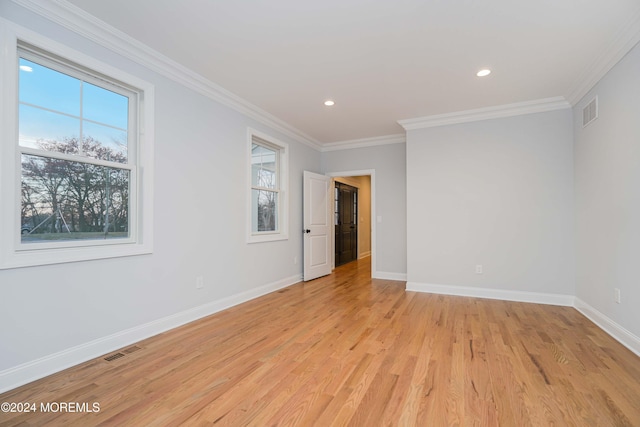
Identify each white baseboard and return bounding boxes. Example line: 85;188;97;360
0;274;301;394
5;276;638;394
406;281;575;306
373;271;407;281
574;298;640;357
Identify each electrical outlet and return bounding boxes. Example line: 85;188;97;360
196;276;204;289
475;265;483;274
614;288;621;304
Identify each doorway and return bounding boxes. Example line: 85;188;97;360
331;174;372;271
335;182;358;266
326;170;375;276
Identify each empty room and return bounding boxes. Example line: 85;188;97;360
1;0;640;425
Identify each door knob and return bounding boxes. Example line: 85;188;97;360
304;229;311;233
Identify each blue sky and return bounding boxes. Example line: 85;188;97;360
19;57;129;159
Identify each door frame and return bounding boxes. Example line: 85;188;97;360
326;169;376;276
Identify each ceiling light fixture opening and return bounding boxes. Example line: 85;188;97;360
476;69;491;77
324;100;335;106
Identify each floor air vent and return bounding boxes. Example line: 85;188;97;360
104;352;125;362
104;346;142;362
583;96;598;127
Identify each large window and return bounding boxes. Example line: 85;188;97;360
248;129;288;243
0;26;154;268
18;50;134;244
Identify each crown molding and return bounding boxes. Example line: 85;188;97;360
13;0;637;148
11;0;323;151
566;7;640;105
321;134;405;152
398;97;571;131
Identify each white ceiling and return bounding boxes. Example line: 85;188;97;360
65;0;640;145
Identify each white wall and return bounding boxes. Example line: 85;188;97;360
322;143;407;278
0;3;321;389
574;42;640;339
406;110;575;298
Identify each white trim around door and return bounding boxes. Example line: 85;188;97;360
325;170;383;279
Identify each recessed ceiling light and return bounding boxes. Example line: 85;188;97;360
324;100;335;106
19;65;33;72
476;69;491;77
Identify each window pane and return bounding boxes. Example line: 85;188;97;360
19;58;80;116
335;187;339;225
252;164;276;189
354;192;357;224
19;104;79;150
251;189;278;232
251;143;277;189
21;154;130;243
83;121;128;163
82;82;129;130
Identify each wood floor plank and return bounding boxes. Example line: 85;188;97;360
1;258;640;426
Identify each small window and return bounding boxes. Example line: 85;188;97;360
247;129;288;243
0;31;154;269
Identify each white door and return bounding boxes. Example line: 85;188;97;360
303;171;332;281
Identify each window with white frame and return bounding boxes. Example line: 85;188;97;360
248;130;288;243
0;29;153;269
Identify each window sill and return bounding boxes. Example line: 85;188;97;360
0;241;153;269
247;233;289;244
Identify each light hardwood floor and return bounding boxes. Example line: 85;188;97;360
1;259;640;426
